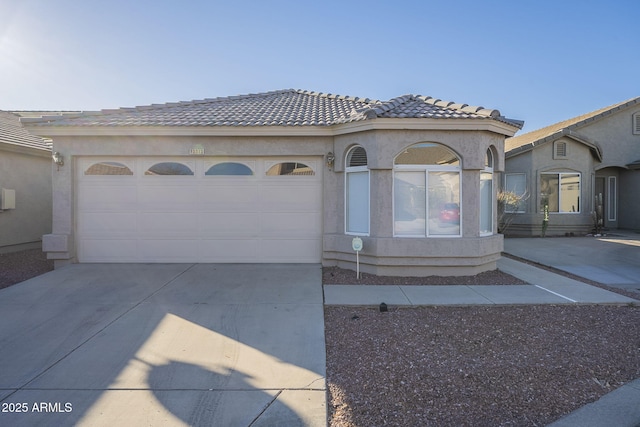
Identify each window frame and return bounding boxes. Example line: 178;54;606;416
143;161;195;176
393;162;462;238
479;149;494;236
205;161;254;176
540;172;582;214
504;173;527;213
344;146;370;236
633;112;640;135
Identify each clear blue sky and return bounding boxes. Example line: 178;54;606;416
1;0;638;132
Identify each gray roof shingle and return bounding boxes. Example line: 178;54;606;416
0;111;52;151
505;97;640;155
21;89;521;128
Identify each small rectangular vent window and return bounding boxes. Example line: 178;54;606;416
634;113;640;135
554;141;567;158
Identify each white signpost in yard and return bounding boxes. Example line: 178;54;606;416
352;237;363;279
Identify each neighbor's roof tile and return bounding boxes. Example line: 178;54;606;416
21;89;521;128
0;111;52;151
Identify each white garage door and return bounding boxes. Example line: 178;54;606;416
77;157;322;263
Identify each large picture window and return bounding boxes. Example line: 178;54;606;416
394;143;461;237
540;172;581;213
345;146;369;235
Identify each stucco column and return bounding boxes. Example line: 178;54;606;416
42;153;74;265
369;168;393;238
461;170;481;237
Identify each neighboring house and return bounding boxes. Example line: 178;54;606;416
22;89;522;276
0;111;53;253
504;97;640;236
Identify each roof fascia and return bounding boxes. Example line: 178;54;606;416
24;118;521;138
506;129;602;161
328;118;520;136
0;141;52;157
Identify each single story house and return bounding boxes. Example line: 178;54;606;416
0;111;53;253
504;97;640;236
23;89;522;276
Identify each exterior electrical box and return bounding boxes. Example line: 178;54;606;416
1;188;16;210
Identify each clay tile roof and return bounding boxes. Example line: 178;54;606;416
20;89;521;129
0;111;52;151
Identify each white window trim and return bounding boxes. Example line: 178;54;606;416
345;165;370;236
480;164;494;237
608;176;617;222
540;172;582;214
392;167;462;238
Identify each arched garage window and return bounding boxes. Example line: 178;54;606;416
394;143;461;237
345;146;369;235
480;149;494;235
84;162;133;175
145;162;194;176
266;162;315;176
206;162;253;176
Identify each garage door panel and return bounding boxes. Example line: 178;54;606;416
200;239;260;262
139;213;199;234
259;184;321;211
79;239;138;262
138;239;199;261
199;213;260;236
138;186;199;209
261;213;321;236
259;239;321;262
78;212;137;235
77;157;322;263
77;186;137;211
199;185;258;211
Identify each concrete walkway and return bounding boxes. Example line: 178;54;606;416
0;263;326;427
324;257;637;306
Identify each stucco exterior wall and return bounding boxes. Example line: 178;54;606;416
43;125;509;275
0;147;52;252
325;129;505;276
505;103;640;236
504;138;595;236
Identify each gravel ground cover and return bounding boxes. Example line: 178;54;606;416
0;248;53;289
326;304;640;426
323;266;528;286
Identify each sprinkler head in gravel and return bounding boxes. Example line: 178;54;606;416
379;302;388;312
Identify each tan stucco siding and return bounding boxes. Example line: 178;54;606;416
0;149;52;251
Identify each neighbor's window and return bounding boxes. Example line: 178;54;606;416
345;146;369;235
540;172;581;213
480;149;494;235
633;112;640;135
85;162;133;175
266;162;315;176
394;143;461;237
504;173;527;213
145;162;194;175
205;162;253;176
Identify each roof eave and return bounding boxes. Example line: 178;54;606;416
24;117;522;139
0;141;52;157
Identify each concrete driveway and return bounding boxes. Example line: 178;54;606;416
0;263;326;426
504;230;640;294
